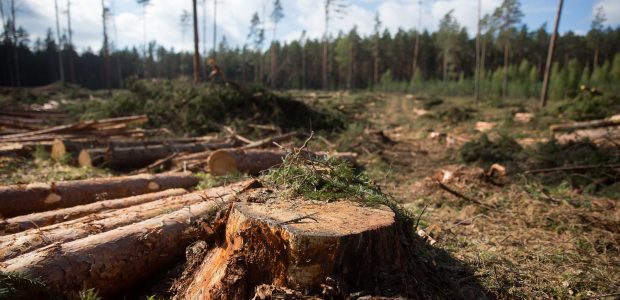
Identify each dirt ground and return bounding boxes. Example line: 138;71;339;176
349;93;620;299
1;90;618;299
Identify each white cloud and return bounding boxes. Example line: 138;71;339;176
595;0;620;25
13;0;594;54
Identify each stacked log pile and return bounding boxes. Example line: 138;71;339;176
0;175;260;298
0;109;68;133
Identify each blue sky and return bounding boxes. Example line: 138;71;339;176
13;0;620;53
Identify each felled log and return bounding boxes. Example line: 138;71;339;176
77;139;240;169
0;180;260;297
173;193;417;299
0;115;148;142
0;109;67;120
207;149;358;175
0;116;45;130
0;173;199;218
0;188;188;234
0;180;257;262
49;136;221;158
550;115;620;132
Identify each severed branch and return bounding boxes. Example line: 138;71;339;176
436;179;495;209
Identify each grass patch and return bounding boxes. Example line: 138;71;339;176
264;142;412;221
459;134;524;167
195;172;250;190
0;272;59;299
0;156;112;185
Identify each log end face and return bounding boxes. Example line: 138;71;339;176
78;149;92;167
50;139;66;161
147;181;161;191
44;193;62;205
207;149;238;176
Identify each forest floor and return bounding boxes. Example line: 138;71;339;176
1;85;618;299
335;92;619;299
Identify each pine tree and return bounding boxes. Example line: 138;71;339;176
587;6;606;70
192;0;201;82
436;10;461;82
493;0;523;99
269;0;284;88
247;12;264;83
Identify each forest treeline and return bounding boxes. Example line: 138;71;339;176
1;0;620;100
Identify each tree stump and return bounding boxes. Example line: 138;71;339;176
174;191;416;299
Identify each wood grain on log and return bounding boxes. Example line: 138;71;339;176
0;115;148;142
0;180;258;262
77;139;240;170
0;173;198;218
1;198;224;297
0;188;188;234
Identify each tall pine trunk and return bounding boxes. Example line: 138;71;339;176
54;0;65;83
348;40;353;89
11;0;20;87
101;0;111;93
443;50;448;82
192;0;201;82
502;43;509;99
322;41;328;89
412;30;420;84
593;48;599;70
270;44;277;88
67;0;76;85
373;39;379;88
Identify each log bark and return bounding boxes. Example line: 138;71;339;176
0;109;67;119
550;115;620;132
0;188;188;234
0;115;148;142
173;192;417;299
0;179;258;262
1;197;227;297
0;116;45;130
0;173;199;218
78;139;240;169
49;136;222;158
207;149;358;176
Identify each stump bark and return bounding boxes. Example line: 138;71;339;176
174;193;415;299
0;173;198;218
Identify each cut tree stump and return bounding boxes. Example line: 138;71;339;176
0;173;199;218
0;180;258;262
173;192;416;299
207;149;358;176
0;188;188;234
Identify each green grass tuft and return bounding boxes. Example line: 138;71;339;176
265;146;413;221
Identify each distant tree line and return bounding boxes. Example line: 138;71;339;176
1;0;620;100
